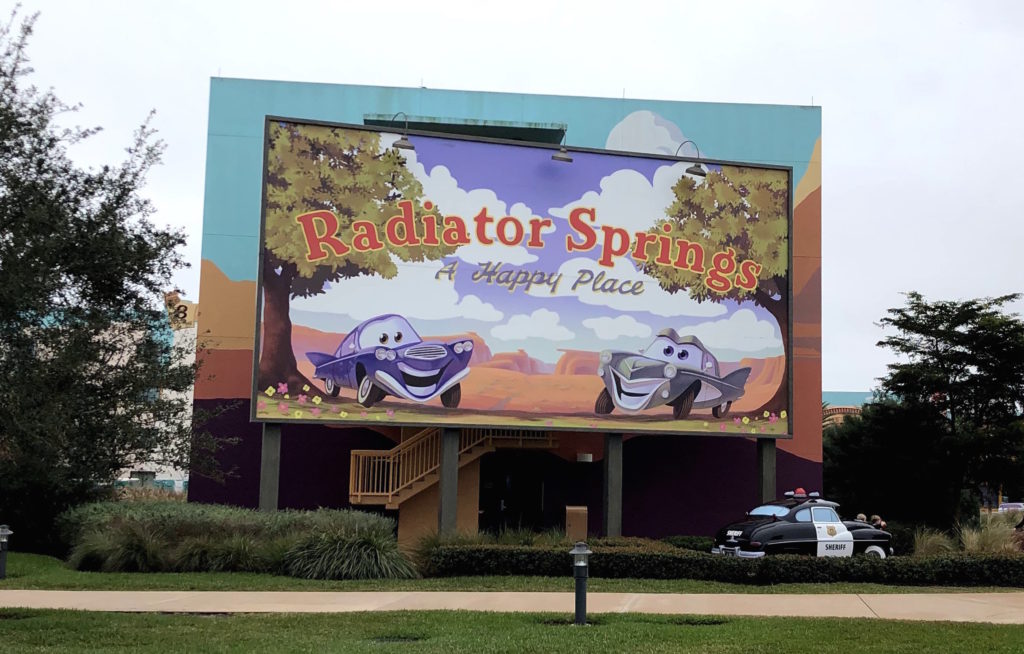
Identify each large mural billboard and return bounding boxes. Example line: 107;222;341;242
253;118;792;436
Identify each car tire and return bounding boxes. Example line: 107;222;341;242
863;545;887;559
712;401;732;418
440;383;461;408
670;381;700;419
357;376;385;408
324;378;340;397
595;388;615;415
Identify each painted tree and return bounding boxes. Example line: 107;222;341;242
260;122;454;392
641;165;790;413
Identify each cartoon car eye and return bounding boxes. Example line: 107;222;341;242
379;333;389;345
663;345;674;356
394;331;403;343
677;350;689;360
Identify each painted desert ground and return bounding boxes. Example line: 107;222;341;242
253;324;789;435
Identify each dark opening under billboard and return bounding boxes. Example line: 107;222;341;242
253;118;792;437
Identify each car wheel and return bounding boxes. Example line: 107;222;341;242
357;376;385;408
712;401;732;418
440;383;461;408
324;377;340;397
594;388;615;415
670;382;700;419
863;545;887;559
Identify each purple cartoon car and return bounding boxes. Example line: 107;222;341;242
307;314;472;408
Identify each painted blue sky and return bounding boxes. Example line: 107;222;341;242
291;113;787;364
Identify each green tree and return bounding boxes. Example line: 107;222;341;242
826;293;1024;528
641;165;789;412
0;11;210;550
259;122;455;392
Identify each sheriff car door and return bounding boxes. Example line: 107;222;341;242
811;506;853;557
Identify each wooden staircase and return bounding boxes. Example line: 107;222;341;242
349;427;556;509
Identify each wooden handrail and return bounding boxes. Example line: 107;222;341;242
350;427;555;505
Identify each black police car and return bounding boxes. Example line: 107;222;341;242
711;489;893;559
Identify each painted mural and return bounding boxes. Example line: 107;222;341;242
251;119;791;435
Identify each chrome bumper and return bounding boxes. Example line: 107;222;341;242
711;545;765;559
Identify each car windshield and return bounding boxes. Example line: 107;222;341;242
356;315;422;350
641;336;705;368
748;505;789;517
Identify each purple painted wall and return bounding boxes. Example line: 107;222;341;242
190;401;820;537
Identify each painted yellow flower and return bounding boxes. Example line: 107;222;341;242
763;410;770;418
780;410;788;419
264;387;275;397
312;396;322;405
742;416;750;424
750;428;757;434
703;422;709;428
284;394;290;399
302;384;310;392
293;410;303;418
339;411;349;418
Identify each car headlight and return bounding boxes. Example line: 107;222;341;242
454;342;464;354
464;340;473;352
386;350;396;361
600;350;612;364
664;364;677;378
375;348;387;361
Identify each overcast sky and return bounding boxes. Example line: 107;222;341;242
16;0;1024;391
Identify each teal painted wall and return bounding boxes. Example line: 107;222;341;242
201;79;821;282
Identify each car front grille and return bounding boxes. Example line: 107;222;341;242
405;344;447;360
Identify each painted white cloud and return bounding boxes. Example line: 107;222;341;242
683;308;782;353
527;256;726;318
605;110;700;158
291;256;503;323
379;134;552;265
549;162;702;234
491;308;575;342
582;315;652;341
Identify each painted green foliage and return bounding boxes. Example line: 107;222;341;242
259;122;455;389
264;122;455;296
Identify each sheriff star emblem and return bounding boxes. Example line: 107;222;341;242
826;525;837;537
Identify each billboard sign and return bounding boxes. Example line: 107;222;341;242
253;118;792;436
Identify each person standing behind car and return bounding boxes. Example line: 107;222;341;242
856;513;867;522
870;514;887;530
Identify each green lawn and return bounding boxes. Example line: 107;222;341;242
1;553;1018;594
1;609;1023;653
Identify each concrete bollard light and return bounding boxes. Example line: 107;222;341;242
569;541;592;625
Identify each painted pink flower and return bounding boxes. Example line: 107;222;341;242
256;400;266;410
360;411;368;417
768;415;779;424
544;420;554;426
760;426;766;433
311;408;322;417
719;423;727;431
386;409;395;418
297;394;308;405
733;417;742;425
276;382;288;394
277;402;288;413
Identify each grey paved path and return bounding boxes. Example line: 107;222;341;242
3;590;1024;624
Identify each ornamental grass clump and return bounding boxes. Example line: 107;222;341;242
912;528;956;558
60;500;414;579
958;515;1021;555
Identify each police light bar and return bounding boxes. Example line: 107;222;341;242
784;491;795;498
809;492;820;498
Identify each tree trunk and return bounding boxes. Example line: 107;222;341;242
257;261;316;394
754;284;789;417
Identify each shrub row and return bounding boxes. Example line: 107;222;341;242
421;543;1024;587
60;500;416;580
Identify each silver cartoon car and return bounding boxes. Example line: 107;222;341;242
594;329;751;419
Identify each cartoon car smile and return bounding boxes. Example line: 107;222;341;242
306;314;472;408
594;329;750;419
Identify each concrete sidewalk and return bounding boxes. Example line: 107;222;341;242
3;590;1024;623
